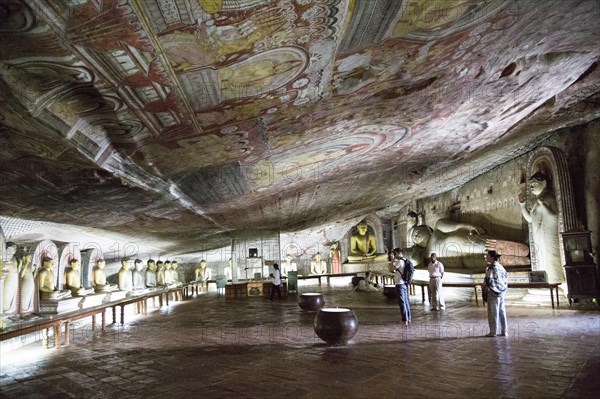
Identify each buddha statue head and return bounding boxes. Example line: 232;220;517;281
356;221;369;236
411;225;432;248
529;171;549;196
121;257;131;270
164;260;172;270
199;260;206;269
4;241;17;263
157;260;164;271
69;258;79;271
42;256;54;271
134;259;144;271
171;260;178;270
147;259;156;271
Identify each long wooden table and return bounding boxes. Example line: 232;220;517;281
507;282;562;308
0;287;185;349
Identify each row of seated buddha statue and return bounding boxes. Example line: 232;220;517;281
94;258;184;296
1;247;191;318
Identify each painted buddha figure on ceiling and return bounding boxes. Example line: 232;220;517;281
347;221;389;262
65;258;94;296
38;256;71;300
92;259;117;293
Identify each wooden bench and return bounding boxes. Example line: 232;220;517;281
297;272;362;285
412;280;562;308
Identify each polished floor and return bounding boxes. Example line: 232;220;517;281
1;281;599;399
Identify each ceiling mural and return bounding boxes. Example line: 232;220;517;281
0;0;599;255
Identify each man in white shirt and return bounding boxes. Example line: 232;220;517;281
427;253;445;311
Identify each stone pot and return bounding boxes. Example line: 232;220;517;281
351;276;364;287
383;284;397;299
314;307;358;346
298;292;325;312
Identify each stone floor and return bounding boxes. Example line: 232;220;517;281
1;282;599;399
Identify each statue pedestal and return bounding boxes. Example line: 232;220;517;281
38;297;83;315
80;293;108;309
104;291;128;302
343;261;390;274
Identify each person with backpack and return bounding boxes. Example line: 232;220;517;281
484;250;509;337
390;248;414;326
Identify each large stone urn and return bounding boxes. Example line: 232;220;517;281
383;284;397;299
313;307;358;345
298;292;325;312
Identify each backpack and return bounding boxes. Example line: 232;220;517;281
401;258;414;283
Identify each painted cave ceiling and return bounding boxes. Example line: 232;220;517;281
0;0;599;255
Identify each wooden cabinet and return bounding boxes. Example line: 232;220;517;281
262;282;288;299
564;265;599;305
561;230;598;306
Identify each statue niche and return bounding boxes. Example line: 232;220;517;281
518;147;581;287
347;220;389;263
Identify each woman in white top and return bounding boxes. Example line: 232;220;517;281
269;263;282;301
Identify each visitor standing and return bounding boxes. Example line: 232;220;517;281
391;248;414;325
269;263;282;301
428;252;445;310
484;250;509;337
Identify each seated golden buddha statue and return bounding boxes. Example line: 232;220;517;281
347;220;389;262
145;259;157;288
310;252;327;275
163;261;174;285
170;260;182;286
195;260;211;282
156;261;166;286
65;258;94;296
132;259;149;291
118;257;134;293
38;257;72;300
92;259;118;293
281;254;297;276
